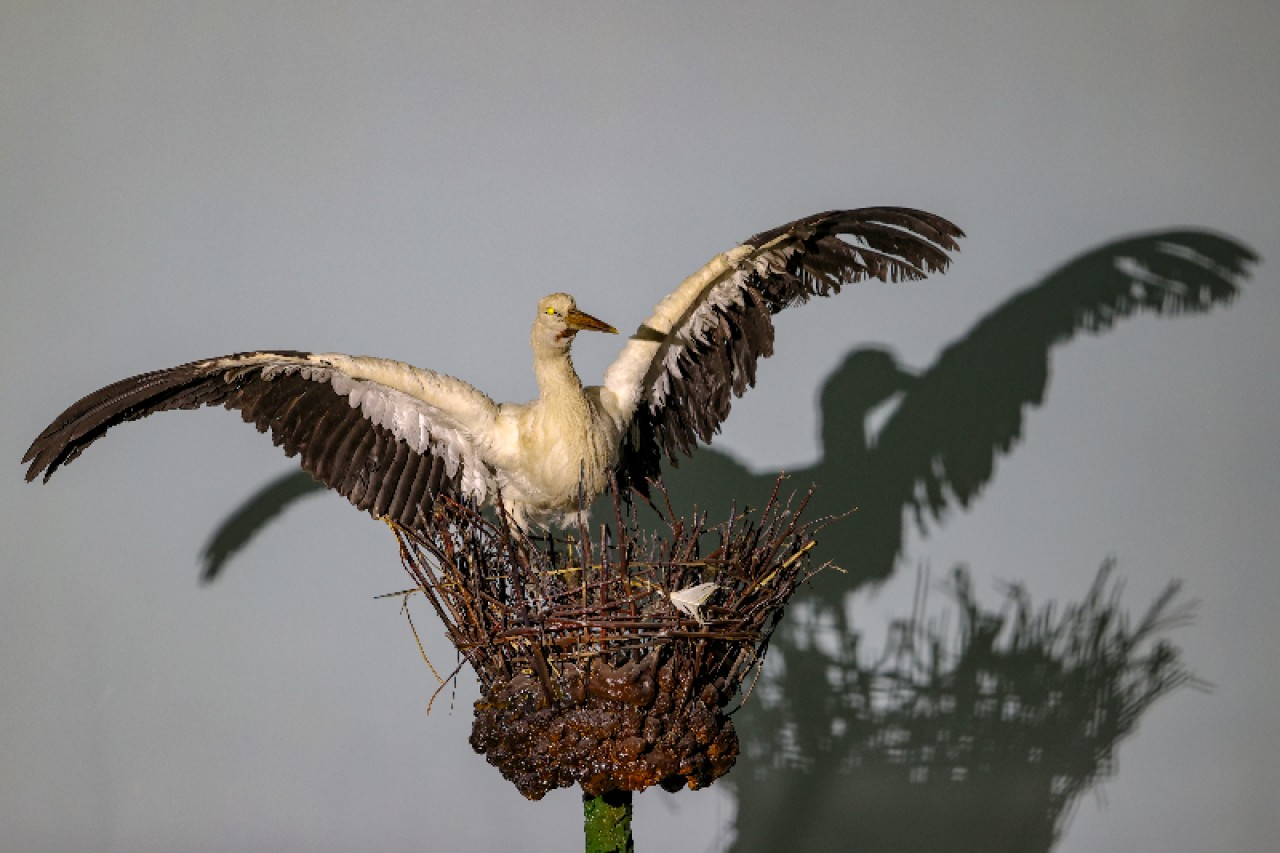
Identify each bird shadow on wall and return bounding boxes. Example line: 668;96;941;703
200;229;1254;851
696;229;1252;853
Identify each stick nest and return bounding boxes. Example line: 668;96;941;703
391;479;827;800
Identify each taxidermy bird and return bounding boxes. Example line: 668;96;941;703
23;207;962;530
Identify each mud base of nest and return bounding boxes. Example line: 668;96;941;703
472;645;738;799
391;479;827;801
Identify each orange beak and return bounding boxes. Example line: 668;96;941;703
565;308;618;335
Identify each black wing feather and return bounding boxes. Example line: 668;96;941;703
618;207;963;493
22;352;464;529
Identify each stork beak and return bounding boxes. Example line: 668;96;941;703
565;308;618;334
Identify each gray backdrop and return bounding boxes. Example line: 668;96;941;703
3;3;1277;851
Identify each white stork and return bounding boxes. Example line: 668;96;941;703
23;208;962;529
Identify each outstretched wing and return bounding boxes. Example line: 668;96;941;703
22;351;501;528
877;230;1255;528
603;207;963;492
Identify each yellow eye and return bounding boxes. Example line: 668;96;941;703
546;307;556;315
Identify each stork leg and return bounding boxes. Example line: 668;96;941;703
532;528;559;567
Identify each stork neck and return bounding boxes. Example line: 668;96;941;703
531;335;587;405
821;411;872;470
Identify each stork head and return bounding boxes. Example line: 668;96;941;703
534;293;618;348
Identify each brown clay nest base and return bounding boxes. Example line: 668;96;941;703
390;479;830;800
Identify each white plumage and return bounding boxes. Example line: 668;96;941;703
23;208;962;530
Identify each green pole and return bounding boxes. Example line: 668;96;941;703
583;789;634;853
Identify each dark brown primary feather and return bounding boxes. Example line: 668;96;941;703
21;352;461;529
617;207;964;494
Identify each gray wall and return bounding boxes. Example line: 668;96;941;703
3;3;1277;850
